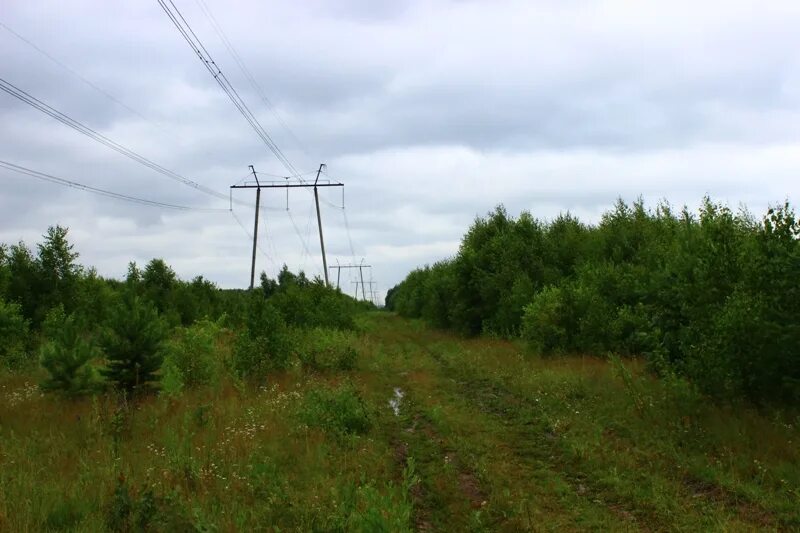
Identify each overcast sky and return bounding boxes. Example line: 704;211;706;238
2;0;800;302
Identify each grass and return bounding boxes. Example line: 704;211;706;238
1;312;798;531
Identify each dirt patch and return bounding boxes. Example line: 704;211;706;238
458;470;487;510
683;477;776;528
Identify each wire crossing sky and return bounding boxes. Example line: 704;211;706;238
0;159;228;212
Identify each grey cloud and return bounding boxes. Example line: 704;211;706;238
2;0;800;301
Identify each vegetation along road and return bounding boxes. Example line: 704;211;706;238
1;310;798;531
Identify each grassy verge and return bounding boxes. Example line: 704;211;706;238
1;312;798;531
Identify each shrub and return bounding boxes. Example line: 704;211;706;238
389;199;800;405
0;296;29;369
44;498;86;531
521;286;571;354
297;327;359;371
106;477;194;532
100;296;167;394
331;475;416;532
300;382;372;436
232;297;293;379
161;317;225;393
40;307;101;396
263;266;359;330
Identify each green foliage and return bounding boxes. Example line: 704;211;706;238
39;306;101;396
521;286;570;354
297;327;359;371
106;477;194;532
0;226;81;327
37;226;81;316
300;382;372;436
328;473;416;532
0;296;29;369
232;296;293;379
1;227;365;388
266;265;359;330
44;498;87;531
389;199;800;405
100;297;167;394
161;317;226;394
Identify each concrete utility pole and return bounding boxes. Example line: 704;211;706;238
358;261;367;300
313;164;329;286
351;279;377;303
230;164;343;288
364;281;377;305
328;263;372;290
249;165;260;290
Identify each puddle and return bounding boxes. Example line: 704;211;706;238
389;387;404;416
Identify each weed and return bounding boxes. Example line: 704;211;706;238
297;327;359;371
300;382;372;437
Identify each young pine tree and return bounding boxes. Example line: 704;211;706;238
40;307;100;396
101;296;167;394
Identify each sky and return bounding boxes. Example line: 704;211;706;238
2;0;800;303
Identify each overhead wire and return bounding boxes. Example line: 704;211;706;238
193;0;314;165
286;207;313;261
1;14;364;287
0;21;172;137
321;169;357;260
0;159;227;212
156;0;305;181
0;76;246;206
156;0;368;287
230;208;277;271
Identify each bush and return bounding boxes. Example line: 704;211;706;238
0;296;29;369
100;296;167;394
521;286;571;354
232;297;293;379
297;328;359;371
389;199;800;405
40;307;101;396
106;477;195;532
161;317;225;394
260;265;361;330
300;382;372;436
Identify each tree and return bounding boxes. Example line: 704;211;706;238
0;296;29;368
40;307;100;396
37;226;81;316
100;296;167;394
142;258;177;313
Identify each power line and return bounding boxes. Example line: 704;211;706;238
0;20;171;137
157;0;304;181
0;76;240;206
230;208;277;270
320;169;357;259
0;159;227;212
193;0;314;163
286;206;313;260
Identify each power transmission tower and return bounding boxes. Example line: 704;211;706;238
351;280;377;303
231;163;343;287
365;281;378;305
328;262;371;291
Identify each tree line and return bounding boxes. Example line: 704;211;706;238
385;199;800;405
0;226;367;396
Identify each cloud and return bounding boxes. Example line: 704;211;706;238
1;0;799;303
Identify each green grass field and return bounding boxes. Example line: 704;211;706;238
1;312;798;531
